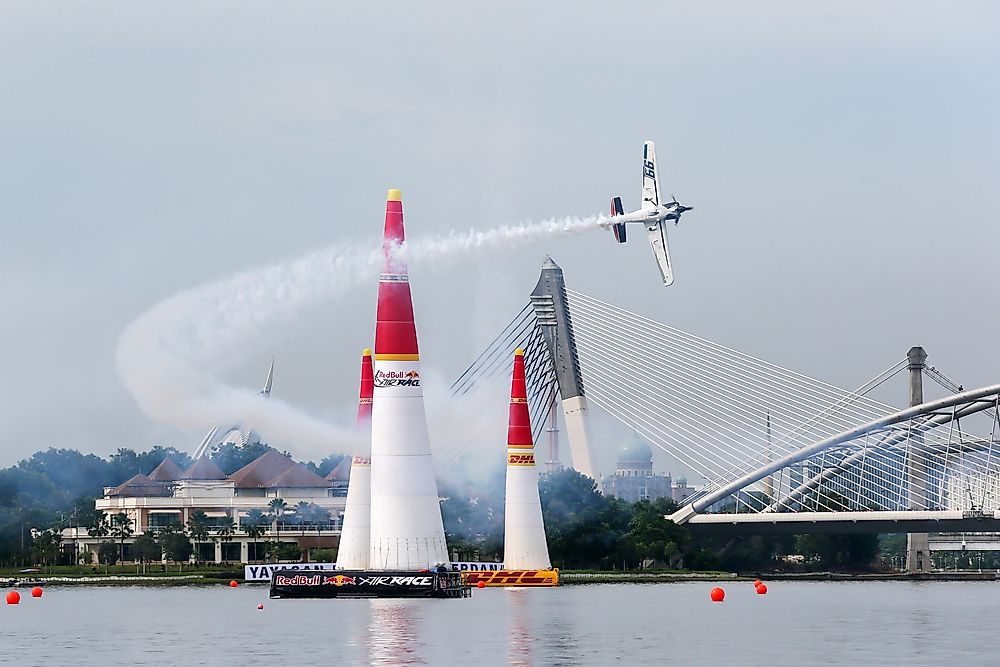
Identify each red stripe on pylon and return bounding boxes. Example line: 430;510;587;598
507;350;534;449
357;349;374;427
375;191;420;357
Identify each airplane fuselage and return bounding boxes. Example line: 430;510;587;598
614;203;687;229
601;140;693;287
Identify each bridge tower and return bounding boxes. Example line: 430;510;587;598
529;258;599;483
906;345;930;573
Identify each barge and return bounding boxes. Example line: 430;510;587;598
269;569;470;599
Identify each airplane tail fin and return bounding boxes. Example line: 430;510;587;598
610;196;626;243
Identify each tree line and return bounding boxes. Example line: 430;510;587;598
443;468;882;572
0;443;344;567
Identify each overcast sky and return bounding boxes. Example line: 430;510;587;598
1;2;997;477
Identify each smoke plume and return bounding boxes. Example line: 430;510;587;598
116;213;606;457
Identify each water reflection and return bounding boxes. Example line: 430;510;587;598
367;599;426;666
505;589;533;666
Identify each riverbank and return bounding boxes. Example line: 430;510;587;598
559;570;1000;584
5;567;997;586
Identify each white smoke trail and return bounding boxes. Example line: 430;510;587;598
116;213;607;457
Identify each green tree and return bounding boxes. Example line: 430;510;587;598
131;532;160;573
795;532;879;570
186;510;210;563
160;531;193;567
293;501;311;528
539;469;634;569
304;454;346;478
87;514;110;539
216;516;236;561
211;442;274;475
97;540;118;568
268;498;287;534
109;512;134;563
628;498;687;567
310;505;331;538
242;509;266;562
30;529;60;571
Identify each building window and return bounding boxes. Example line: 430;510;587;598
148;512;181;532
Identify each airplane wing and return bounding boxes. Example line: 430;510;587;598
647;221;674;286
641;140;661;211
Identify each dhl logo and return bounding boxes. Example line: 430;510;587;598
507;453;535;466
322;575;356;586
462;570;559;587
510;397;527;403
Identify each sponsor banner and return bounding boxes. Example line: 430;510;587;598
247;562;501;581
351;456;371;466
244;563;335;581
507;453;536;466
273;572;433;588
449;561;505;572
462;569;559;587
372;361;422;396
379;273;409;283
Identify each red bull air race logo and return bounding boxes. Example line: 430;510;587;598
374;369;420;388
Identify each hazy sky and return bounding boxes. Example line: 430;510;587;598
2;2;998;477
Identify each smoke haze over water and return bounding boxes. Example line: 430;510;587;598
115;214;606;458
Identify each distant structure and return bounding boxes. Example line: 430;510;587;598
602;432;675;503
62;449;345;565
530;258;599;483
192;359;274;460
671;476;696;505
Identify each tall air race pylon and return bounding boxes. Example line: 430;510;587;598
504;349;551;570
368;188;449;570
336;348;374;570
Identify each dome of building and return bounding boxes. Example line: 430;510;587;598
618;432;653;463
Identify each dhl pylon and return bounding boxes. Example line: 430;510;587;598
368;189;449;570
466;349;558;587
335;348;374;570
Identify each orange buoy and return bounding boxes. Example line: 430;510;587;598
257;604;264;610
710;587;725;602
6;591;20;605
477;581;486;589
753;579;763;587
756;584;768;595
229;580;238;588
30;587;42;598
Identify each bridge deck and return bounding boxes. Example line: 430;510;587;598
683;510;1000;536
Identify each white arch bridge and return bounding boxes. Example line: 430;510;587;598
448;259;1000;538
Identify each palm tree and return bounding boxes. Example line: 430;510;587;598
310;504;331;538
186;510;210;564
109;512;134;567
87;514;110;539
242;509;266;563
216;516;236;562
267;498;287;534
294;501;312;531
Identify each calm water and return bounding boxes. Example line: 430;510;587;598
2;581;999;665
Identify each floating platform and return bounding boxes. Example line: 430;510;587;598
462;569;559;587
268;569;470;599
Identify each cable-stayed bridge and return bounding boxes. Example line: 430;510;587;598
449;259;1000;569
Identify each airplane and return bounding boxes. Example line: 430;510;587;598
603;140;692;286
